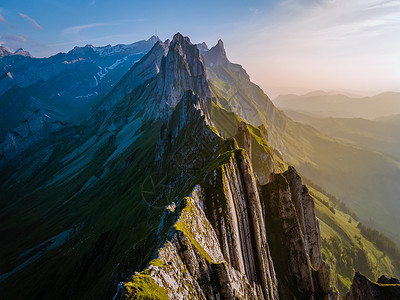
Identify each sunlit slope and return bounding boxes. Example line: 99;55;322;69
209;100;400;296
273;91;400;119
310;185;400;294
284;110;400;162
205;51;400;245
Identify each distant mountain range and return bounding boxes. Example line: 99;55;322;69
0;46;32;57
273;90;400;119
284;110;400;162
0;36;160;129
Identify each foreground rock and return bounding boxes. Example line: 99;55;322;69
345;272;400;300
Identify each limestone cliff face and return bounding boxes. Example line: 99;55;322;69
95;33;211;127
122;90;337;299
121;186;274;299
201;149;278;300
283;166;322;269
158;33;211;108
344;272;400;300
260;169;337;299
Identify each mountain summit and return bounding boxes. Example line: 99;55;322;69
203;39;229;67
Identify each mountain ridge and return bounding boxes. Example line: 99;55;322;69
0;33;398;299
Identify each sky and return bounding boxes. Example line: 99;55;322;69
0;0;399;97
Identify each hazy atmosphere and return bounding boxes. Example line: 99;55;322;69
1;0;399;97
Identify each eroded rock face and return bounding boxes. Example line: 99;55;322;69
260;168;337;299
158;33;211;108
121;186;270;300
283;166;322;270
203;39;229;67
122;86;337;299
201;149;278;300
344;272;400;300
98;40;170;111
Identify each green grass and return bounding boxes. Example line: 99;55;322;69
310;185;399;294
207;60;400;248
124;273;169;300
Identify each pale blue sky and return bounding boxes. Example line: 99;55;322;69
1;0;399;96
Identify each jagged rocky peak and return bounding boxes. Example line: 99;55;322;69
0;45;12;56
0;46;31;57
169;32;208;77
344;272;400;299
147;35;161;44
14;48;32;57
196;42;209;53
158;32;211;107
203;39;229;67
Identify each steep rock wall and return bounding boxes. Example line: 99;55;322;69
260;168;337;299
344;272;400;300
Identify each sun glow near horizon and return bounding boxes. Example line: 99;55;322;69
1;0;399;96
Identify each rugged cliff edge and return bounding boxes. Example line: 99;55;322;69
119;86;338;299
344;272;400;300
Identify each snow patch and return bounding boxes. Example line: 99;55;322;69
108;56;128;70
96;56;128;80
75;91;98;99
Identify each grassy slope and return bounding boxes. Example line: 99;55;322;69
123;104;400;298
0;120;166;299
273;92;400;120
207;64;400;247
284;109;400;162
310;185;400;294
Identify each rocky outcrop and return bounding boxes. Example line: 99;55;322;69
260;168;337;299
123;86;337;299
344;272;400;300
120;186;273;300
201;149;279;300
283;166;322;269
203;39;229;67
234;121;252;162
158;33;211;108
97;33;212;126
234;121;275;185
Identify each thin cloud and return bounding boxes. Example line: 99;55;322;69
249;7;261;15
2;34;28;43
19;13;42;29
0;13;11;27
62;22;119;35
1;33;48;57
227;0;400;95
88;0;96;7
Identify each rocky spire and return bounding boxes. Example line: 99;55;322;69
157;32;211;108
14;48;32;57
203;39;229;67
